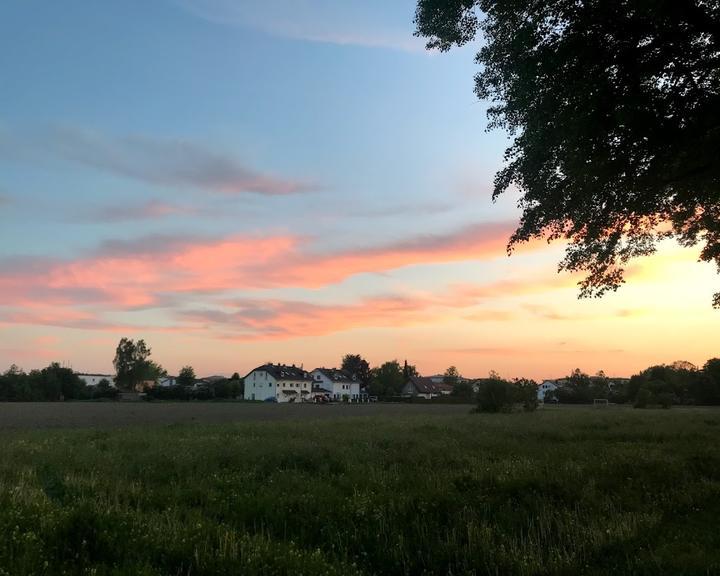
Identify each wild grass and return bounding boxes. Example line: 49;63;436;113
1;408;719;575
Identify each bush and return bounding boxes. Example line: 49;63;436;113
657;392;674;409
477;378;515;413
90;380;119;400
634;388;653;409
513;378;539;412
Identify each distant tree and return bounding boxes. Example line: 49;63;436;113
402;360;420;380
113;338;162;391
341;354;371;387
92;378;119;400
628;362;699;405
634;388;653;409
657;392;674;409
555;369;594;403
415;0;720;306
369;361;405;397
231;372;241;381
686;358;720;405
0;363;88;401
41;363;86;400
476;372;514;413
443;366;461;386
513;378;539;412
177;366;196;387
452;380;474;400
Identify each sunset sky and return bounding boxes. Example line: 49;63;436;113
1;0;717;380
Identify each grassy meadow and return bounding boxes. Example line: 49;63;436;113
1;407;719;575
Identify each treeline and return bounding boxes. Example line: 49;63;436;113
144;375;243;401
546;359;720;407
0;363;118;402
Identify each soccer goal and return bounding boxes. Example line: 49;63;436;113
593;398;609;408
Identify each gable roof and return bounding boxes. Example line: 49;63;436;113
312;367;355;384
406;375;441;395
249;363;313;382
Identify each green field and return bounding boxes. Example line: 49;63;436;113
1;407;719;575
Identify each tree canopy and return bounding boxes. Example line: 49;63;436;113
341;354;371;386
177;366;196;387
415;0;720;305
369;360;406;397
113;338;164;391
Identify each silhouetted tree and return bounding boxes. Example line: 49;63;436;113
555;369;593;403
452;380;474;400
341;354;371;387
476;372;514;413
0;363;87;401
113;338;163;391
443;366;461;386
177;366;196;387
513;378;539;412
415;1;720;306
369;361;405;397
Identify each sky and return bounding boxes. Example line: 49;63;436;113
0;0;717;380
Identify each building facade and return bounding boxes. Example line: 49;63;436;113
310;368;361;401
244;364;313;402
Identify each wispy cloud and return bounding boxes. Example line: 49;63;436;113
175;0;425;52
5;126;316;195
349;201;454;219
177;274;575;340
178;280;546;340
522;304;645;321
0;221;531;325
85;200;202;223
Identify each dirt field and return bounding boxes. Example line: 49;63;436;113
0;401;474;430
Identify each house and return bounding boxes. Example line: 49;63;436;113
428;374;469;395
537;380;558;401
199;375;226;385
77;373;115;387
310;384;333;403
310;368;361;401
402;375;442;399
243;363;313;402
434;382;454;396
158;376;177;387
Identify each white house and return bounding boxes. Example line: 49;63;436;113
310;368;361;401
158;376;177;387
538;380;558;401
244;364;313;402
77;373;115;387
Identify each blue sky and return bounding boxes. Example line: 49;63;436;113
1;0;716;378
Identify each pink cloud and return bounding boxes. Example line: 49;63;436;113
0;221;559;333
179;276;569;340
1;222;524;311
